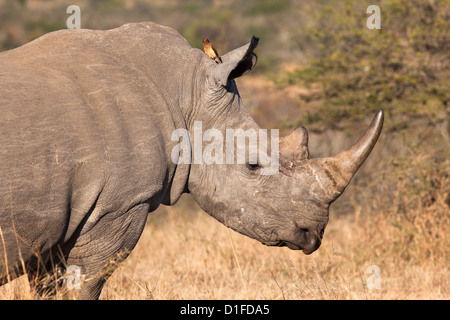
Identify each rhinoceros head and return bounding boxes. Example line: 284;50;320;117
185;37;383;254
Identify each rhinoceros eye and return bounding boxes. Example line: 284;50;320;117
247;162;260;170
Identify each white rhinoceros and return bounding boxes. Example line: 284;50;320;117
0;22;383;299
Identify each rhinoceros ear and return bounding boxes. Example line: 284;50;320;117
209;36;259;87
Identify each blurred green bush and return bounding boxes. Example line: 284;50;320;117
284;0;449;132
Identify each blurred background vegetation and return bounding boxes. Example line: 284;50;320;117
0;0;448;219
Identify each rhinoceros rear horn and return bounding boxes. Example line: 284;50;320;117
313;110;384;201
280;126;309;161
210;36;259;86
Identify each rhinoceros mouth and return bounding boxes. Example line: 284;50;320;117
281;241;303;251
264;240;302;251
263;240;318;255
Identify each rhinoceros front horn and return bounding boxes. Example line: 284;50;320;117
309;110;384;203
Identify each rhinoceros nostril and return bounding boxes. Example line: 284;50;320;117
293;227;322;254
319;228;324;239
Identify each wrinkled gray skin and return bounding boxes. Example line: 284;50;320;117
0;22;383;299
